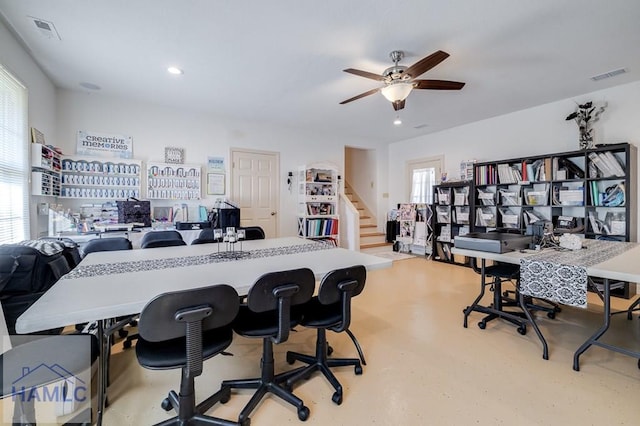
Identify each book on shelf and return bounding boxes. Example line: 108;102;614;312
588;151;625;177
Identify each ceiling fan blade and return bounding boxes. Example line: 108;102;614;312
392;99;405;111
343;68;384;81
413;79;465;90
339;87;381;104
404;50;450;78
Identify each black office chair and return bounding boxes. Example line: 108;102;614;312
142;239;187;249
191;229;222;245
81;237;132;257
222;268;315;423
135;284;240;426
283;265;366;405
241;226;265;241
140;230;184;249
78;237;135;338
464;259;528;334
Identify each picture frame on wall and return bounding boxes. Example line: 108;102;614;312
207;173;225;195
165;147;185;164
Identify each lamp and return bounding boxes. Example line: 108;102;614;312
381;81;413;103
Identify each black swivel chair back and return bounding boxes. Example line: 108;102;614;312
284;265;367;405
141;239;187;249
242;226;265;241
191;228;221;245
136;285;239;426
222;268;315;423
140;230;184;249
81;237;132;256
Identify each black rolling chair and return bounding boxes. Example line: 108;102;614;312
283;265;366;405
241;226;265;241
78;237;135;340
192;229;223;245
464;259;529;334
140;230;184;249
81;237;132;257
142;239;187;248
135;284;240;426
222;268;315;424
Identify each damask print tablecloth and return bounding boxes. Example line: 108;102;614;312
519;239;637;308
64;240;334;279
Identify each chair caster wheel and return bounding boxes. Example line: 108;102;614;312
123;339;132;349
354;365;363;375
161;398;173;411
327;345;334;356
220;387;231;404
547;311;555;319
286;352;295;365
332;392;342;405
517;325;527;335
478;321;486;330
118;329;128;338
297;405;310;421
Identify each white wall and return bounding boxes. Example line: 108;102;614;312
388;80;640;238
345;147;377;214
0;19;58;236
55;89;375;237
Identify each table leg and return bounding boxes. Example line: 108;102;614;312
518;290;548;360
96;319;107;426
573;278;611;371
463;259;488;328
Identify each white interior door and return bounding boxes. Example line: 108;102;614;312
231;149;279;237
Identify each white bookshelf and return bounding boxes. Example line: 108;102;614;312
297;163;339;242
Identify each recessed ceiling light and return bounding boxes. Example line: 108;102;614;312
167;67;184;75
79;82;101;90
393;116;402;126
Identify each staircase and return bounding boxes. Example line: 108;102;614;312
344;185;389;250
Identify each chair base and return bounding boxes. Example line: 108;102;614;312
463;276;528;334
222;339;309;424
283;328;362;405
155;376;238;426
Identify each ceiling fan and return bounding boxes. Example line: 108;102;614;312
340;50;465;111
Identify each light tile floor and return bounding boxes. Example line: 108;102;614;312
102;255;640;425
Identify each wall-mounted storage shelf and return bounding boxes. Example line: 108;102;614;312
31;143;62;197
60;156;141;199
147;162;201;200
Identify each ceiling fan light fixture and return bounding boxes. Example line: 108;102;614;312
381;81;413;102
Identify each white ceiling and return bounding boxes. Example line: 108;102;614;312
1;0;639;145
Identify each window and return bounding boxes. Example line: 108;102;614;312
408;157;442;204
0;64;29;243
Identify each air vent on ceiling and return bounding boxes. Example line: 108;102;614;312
28;16;61;40
413;123;429;129
591;68;626;81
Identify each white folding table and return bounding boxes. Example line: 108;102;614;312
17;237;392;425
453;244;640;369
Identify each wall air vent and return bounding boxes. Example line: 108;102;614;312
591;68;626;81
28;16;61;40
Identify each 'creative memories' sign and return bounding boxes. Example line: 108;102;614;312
77;130;133;159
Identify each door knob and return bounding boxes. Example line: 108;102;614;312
271;212;277;216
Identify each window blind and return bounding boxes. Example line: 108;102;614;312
0;64;29;244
